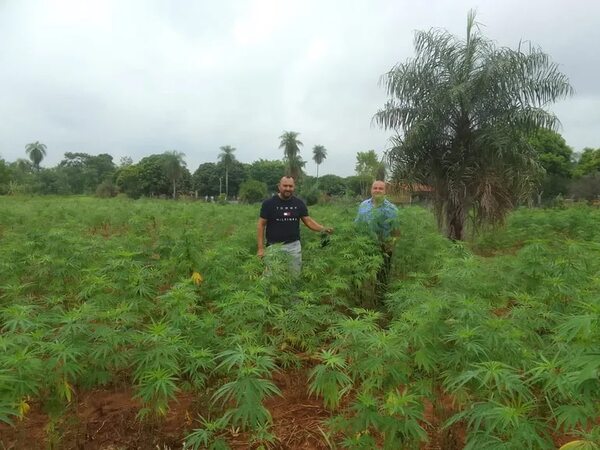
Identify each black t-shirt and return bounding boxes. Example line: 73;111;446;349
260;195;309;245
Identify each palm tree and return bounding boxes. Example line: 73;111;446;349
218;145;236;198
279;131;304;180
163;150;186;199
375;11;572;240
312;145;327;185
25;141;47;170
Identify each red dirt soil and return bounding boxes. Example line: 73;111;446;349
0;387;197;449
0;370;577;449
0;370;332;450
229;370;331;450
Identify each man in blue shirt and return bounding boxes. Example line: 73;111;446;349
355;180;400;299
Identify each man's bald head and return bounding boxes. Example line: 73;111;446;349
280;176;295;185
371;180;386;196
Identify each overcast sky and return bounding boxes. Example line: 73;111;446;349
1;0;599;177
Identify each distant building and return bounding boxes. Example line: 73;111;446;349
386;182;433;204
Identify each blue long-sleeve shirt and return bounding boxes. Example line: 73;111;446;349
355;198;399;240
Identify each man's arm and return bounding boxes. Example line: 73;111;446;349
355;200;369;223
301;216;333;234
386;226;401;249
354;209;362;223
257;217;267;257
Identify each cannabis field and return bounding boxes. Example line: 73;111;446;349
0;197;598;449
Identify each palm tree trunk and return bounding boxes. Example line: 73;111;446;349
316;164;319;186
225;169;229;198
173;180;176;199
446;202;466;240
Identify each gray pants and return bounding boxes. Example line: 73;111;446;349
265;240;302;276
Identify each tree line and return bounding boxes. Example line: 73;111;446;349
2;129;598;205
0;132;388;204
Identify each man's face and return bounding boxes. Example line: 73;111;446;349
278;177;295;199
371;181;386;200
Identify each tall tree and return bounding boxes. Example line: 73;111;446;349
375;11;573;240
59;152;116;194
312;145;327;185
574;148;600;177
355;150;382;178
25;141;47;170
0;158;11;194
355;150;384;196
318;174;346;196
218;145;236;198
116;164;143;198
238;179;268;203
569;172;600;201
163;150;186;199
14;159;33;174
119;156;134;167
192;162;220;197
125;153;190;198
279;131;304;180
217;159;247;198
528;129;574;201
247;159;286;193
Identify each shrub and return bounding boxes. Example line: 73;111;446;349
569;172;600;201
298;186;319;206
239;179;268;203
95;180;118;198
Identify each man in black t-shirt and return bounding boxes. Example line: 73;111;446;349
257;176;333;275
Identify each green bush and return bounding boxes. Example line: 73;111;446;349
95;180;118;198
569;172;600;201
239;179;268;203
298;186;319;206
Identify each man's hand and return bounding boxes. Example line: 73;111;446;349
383;237;397;253
257;217;267;259
301;216;332;234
